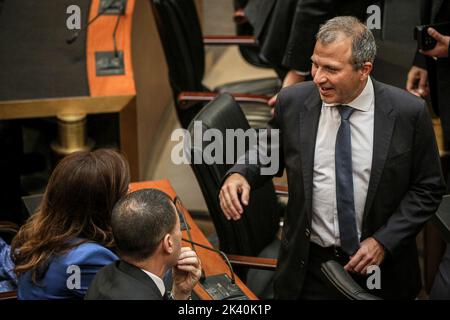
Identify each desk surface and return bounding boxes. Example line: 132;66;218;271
129;179;258;300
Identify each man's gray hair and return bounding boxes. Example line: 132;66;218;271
316;16;377;69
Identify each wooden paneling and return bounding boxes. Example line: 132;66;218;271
0;95;134;120
131;0;173;178
120;97;139;181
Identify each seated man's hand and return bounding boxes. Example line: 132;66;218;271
406;66;429;97
420;27;450;58
344;237;385;275
172;247;202;300
219;173;251;221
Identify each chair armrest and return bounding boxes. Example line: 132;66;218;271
321;260;382;300
203;35;258;46
0;291;17;300
0;221;19;236
227;254;277;271
274;184;288;197
178;92;270;110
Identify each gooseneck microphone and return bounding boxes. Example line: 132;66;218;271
175;196;247;300
182;238;236;285
175;196;205;281
111;3;123;57
66;0;116;45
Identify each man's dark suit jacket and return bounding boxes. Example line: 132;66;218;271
85;261;165;300
244;0;370;73
413;0;450;146
228;79;446;299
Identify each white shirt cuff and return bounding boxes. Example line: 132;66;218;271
295;70;310;76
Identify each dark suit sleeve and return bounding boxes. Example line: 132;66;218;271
413;50;427;69
282;0;369;72
223;95;285;189
373;103;446;256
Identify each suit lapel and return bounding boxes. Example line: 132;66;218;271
362;79;396;226
299;87;321;222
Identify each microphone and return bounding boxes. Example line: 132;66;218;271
112;3;124;58
175;196;247;300
66;0;117;45
175;196;206;282
182;238;236;285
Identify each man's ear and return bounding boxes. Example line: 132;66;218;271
162;233;174;254
360;62;373;80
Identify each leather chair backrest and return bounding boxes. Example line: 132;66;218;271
187;93;279;256
151;0;205;95
151;0;207;127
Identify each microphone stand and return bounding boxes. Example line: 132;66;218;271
175;196;247;300
182;238;236;285
66;0;116;45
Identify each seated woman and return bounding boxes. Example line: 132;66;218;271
11;149;130;299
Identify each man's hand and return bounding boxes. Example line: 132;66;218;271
406;66;429;97
268;70;306;107
219;173;251;221
420;27;450;58
344;237;385;275
172;247;202;300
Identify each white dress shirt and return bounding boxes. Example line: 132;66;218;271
141;269;166;297
310;77;374;248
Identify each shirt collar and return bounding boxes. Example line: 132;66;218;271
141;269;166;297
323;76;374;112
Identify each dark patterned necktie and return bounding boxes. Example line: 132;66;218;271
335;105;360;255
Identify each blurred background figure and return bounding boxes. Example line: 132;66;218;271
406;0;450;300
407;0;450;150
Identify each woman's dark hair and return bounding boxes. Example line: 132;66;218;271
12;149;130;282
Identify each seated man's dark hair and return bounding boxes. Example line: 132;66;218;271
111;189;177;261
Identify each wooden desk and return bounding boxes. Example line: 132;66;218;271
129;179;258;300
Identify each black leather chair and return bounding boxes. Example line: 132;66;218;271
150;0;280;128
232;1;284;76
320;260;382;300
186;93;282;298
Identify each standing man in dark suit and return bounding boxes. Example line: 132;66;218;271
241;0;371;105
220;16;446;299
86;189;202;300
